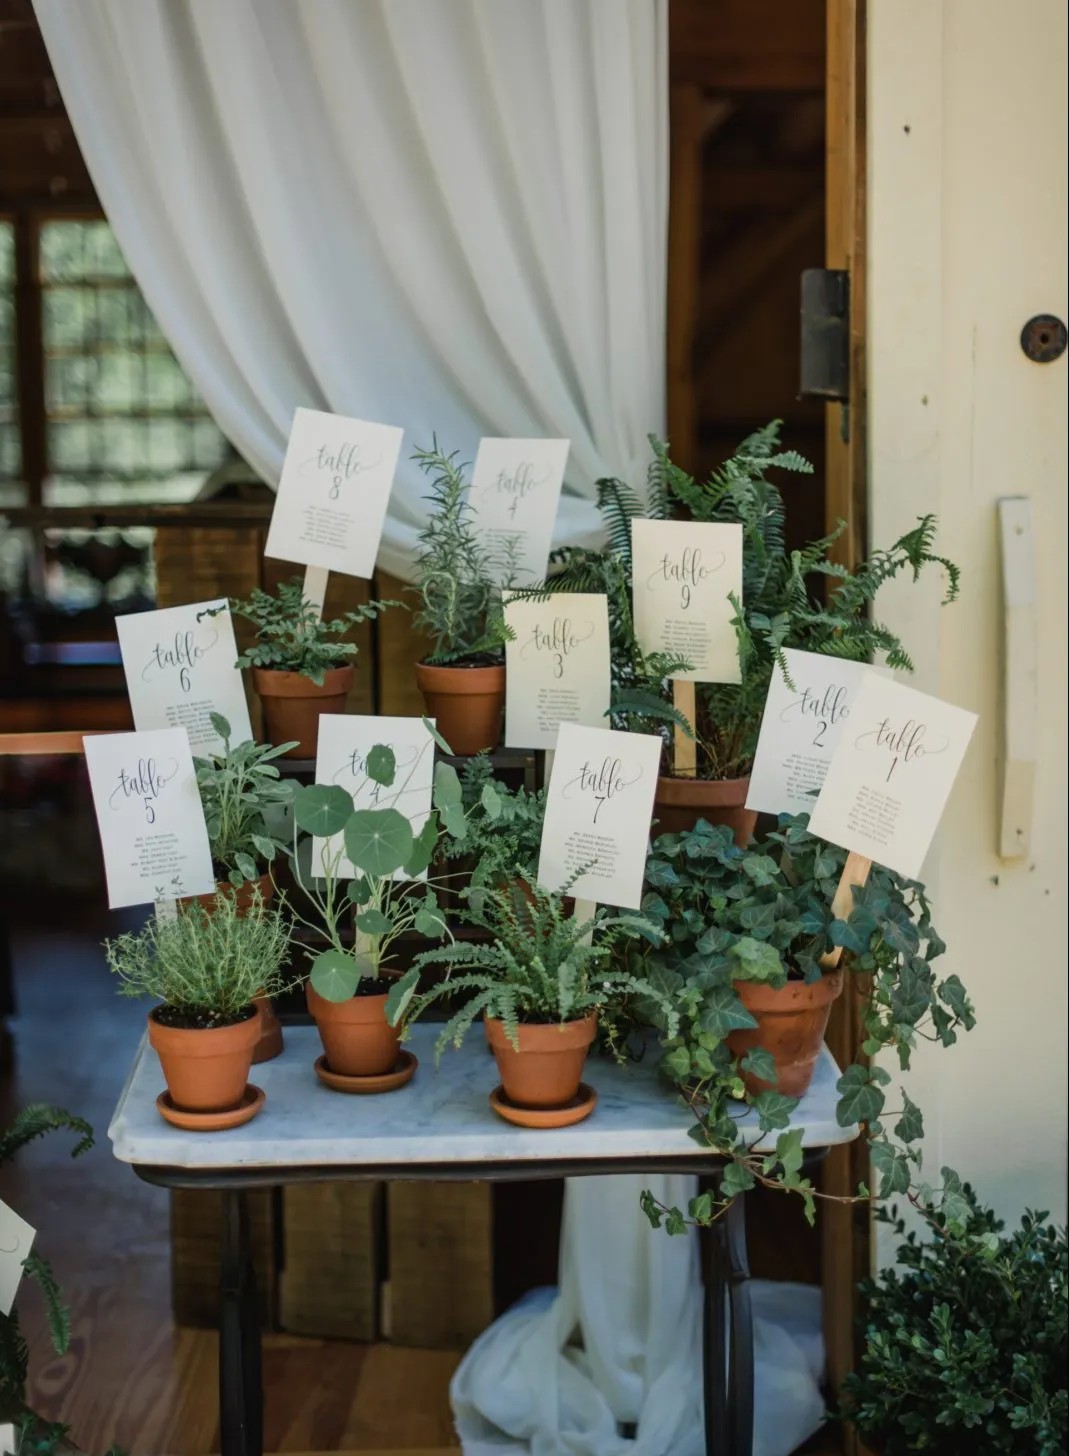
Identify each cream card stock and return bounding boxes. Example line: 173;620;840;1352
116;599;252;753
808;673;978;879
537;723;662;910
314;715;435;880
84;728;215;908
0;1197;35;1317
631;519;743;683
746;649;872;817
503;593;610;749
468;437;569;584
264;408;403;578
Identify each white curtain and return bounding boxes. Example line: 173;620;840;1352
33;0;667;583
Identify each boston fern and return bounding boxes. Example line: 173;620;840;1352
223;577;400;684
637;814;974;1226
842;1186;1067;1454
386;877;675;1058
194;713;295;884
411;442;516;665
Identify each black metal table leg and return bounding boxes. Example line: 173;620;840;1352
219;1189;264;1456
701;1183;754;1456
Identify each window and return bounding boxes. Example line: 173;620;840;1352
39;220;226;506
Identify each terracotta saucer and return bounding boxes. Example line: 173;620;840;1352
313;1049;418;1094
156;1084;265;1132
489;1083;597;1129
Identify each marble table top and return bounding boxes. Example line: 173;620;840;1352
109;1023;859;1172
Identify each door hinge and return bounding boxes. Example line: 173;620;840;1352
800;268;850;401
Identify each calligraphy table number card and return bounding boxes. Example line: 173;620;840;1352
468;437;570;584
746;649;875;817
84;728;216;909
631;519;743;684
116;598;252;754
503;593;610;750
536;723;662;911
808;673;978;880
0;1195;35;1318
314;715;435;880
264;407;404;580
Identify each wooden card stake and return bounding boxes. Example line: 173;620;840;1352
673;680;697;776
303;563;330;622
819;851;872;970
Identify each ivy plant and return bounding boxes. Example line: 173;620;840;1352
842;1184;1067;1454
386;874;675;1060
217;577;400;684
410;442;516;666
635;814;974;1227
289;724;467;1001
193;713;295;884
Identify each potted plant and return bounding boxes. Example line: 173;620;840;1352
289;739;466;1088
387;876;672;1126
104;889;294;1128
409;443;516;756
552;425;958;843
450;754;547;901
1;1106;126;1455
216;577;400;759
636;814;974;1226
842;1182;1067;1453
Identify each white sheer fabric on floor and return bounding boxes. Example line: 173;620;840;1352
33;0;668;581
452;1177;827;1456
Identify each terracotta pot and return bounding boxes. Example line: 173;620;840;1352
187;873;274;917
653;774;757;847
306;982;400;1078
414;661;505;757
485;1015;596;1109
252;994;284;1064
252;665;353;759
147;1006;260;1113
727;970;844;1098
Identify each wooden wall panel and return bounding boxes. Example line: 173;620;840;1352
374;571;427;717
279;1183;382;1342
386;1183;494;1350
170;1188;277;1329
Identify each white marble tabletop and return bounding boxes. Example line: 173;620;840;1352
108;1023;859;1171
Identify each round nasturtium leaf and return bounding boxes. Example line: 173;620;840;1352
343;807;414;878
310;948;358;1003
293;783;353;837
365;744;397;788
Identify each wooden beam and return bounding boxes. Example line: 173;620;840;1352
670;0;826;92
666;83;705;468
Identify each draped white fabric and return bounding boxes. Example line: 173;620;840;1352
33;0;668;582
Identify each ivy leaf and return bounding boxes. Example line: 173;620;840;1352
753;1090;798;1131
894;1089;925;1144
775;1128;805;1180
309;948;358;1003
355;908;393;935
665;1208;688;1236
662;1044;692;1083
740;1046;778;1086
385;966;420;1026
721;1162;756;1199
344;808;414;878
871;1140;911;1197
939;973;974;1026
698;984;757;1039
836;1064;886;1126
730;936;784;982
365;744;397;787
293;783;353;837
688;1190;715;1223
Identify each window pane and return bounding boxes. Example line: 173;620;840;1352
39;219;227;505
0;220;23;499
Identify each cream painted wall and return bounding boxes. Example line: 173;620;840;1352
867;0;1068;1240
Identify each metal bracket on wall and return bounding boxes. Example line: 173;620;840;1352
799;268;850;401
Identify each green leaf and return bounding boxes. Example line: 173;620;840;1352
234;851;258;883
439;801;468;842
741;1046;778;1086
871;1140;911;1197
355;908;393;935
344;808;414;878
293;783;353;837
730;936;784;981
698;983;758;1039
775;1128;805;1180
721;1161;756;1199
385;966;420;1026
665;1208;688;1236
250;834;278;863
480;782;503;819
209;711;231;741
836;1063;886;1126
309;948;358;1003
894;1089;925;1144
433;761;463;809
413;901;448;939
662;1044;691;1082
422;716;454;755
753;1090;798;1131
404;813;440;877
365;744;397;787
347;876;372;906
689;1190;715;1223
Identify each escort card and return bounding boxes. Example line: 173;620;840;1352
746;649;873;817
808;673;978;879
314;714;435;880
469;437;569;584
0;1196;34;1317
503;593;611;749
536;723;662;910
631;519;743;683
264;407;403;579
84;728;216;908
116;599;252;753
